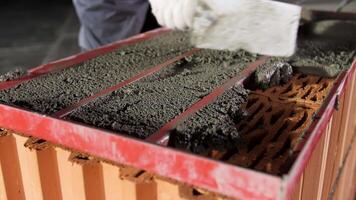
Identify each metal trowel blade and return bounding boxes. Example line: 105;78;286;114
191;0;302;57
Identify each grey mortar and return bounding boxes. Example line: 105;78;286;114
291;21;356;76
0;31;191;114
168;85;249;155
0;69;27;82
254;21;356;88
68;50;258;139
254;59;293;89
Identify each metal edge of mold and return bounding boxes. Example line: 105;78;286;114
52;48;200;118
145;56;270;145
0;103;281;200
0;28;171;91
279;58;356;200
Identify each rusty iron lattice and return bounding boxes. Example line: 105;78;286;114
207;74;334;175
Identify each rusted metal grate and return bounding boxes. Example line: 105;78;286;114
209;74;335;175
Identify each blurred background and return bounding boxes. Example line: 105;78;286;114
0;0;355;74
0;0;79;74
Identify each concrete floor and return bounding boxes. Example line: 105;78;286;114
0;0;355;75
0;1;80;74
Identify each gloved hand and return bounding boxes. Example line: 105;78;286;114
149;0;197;30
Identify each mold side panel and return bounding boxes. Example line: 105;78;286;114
338;72;356;163
334;73;356;200
56;148;86;200
13;134;44;200
290;175;303;200
0;156;7;200
335;131;356;200
83;163;106;200
320;97;346;200
0;134;26;200
155;178;184;200
101;163;123;200
37;147;63;200
300;128;329;200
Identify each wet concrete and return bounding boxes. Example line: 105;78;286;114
255;59;293;89
254;21;356;88
68;50;257;139
292;21;356;76
168;85;249;154
0;69;27;82
0;31;191;114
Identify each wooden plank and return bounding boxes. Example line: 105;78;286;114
321;103;346;200
336;135;356;200
83;163;106;200
0;135;25;200
291;174;303;200
13;134;43;200
345;75;356;142
56;148;86;200
156;178;184;200
301;131;328;200
339;74;355;162
0;137;8;200
121;179;157;200
317;122;332;200
348;73;356;128
102;163;123;200
119;166;157;200
37;147;63;200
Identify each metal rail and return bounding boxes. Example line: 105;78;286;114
0;28;171;91
52;48;200;118
145;56;270;145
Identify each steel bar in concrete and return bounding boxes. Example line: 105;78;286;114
53;48;200;118
145;56;270;145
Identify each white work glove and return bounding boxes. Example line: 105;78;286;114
149;0;197;30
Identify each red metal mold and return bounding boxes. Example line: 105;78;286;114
0;26;355;199
0;28;170;91
53;48;200;118
146;56;270;145
0;104;281;200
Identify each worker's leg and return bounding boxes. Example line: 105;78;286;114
73;0;149;51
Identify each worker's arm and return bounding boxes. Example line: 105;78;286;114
149;0;197;30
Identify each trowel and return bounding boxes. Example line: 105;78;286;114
190;0;356;57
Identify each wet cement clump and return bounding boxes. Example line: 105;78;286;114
168;85;249;155
254;59;293;89
68;50;257;139
0;69;27;82
0;31;191;114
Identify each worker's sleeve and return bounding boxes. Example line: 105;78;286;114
73;0;149;50
149;0;196;30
